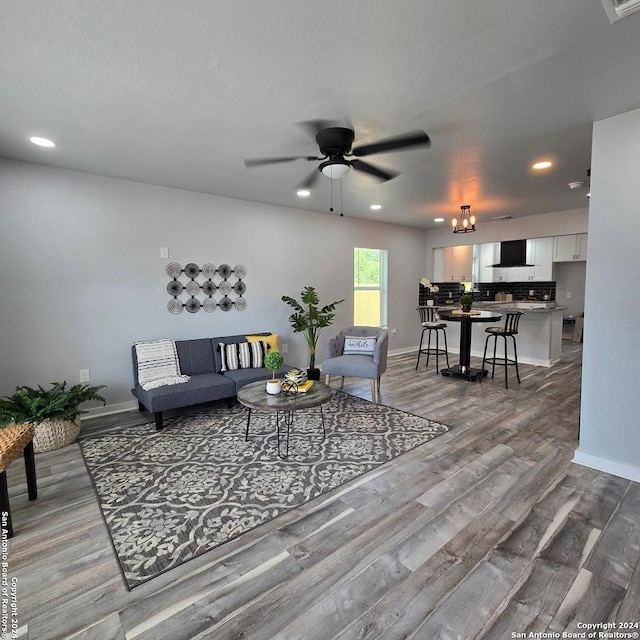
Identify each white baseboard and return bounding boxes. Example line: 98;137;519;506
572;449;640;483
82;400;138;421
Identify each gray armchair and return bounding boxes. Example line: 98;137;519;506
321;326;389;403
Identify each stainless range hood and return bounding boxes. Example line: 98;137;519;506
491;239;533;268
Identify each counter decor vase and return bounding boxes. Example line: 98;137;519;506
459;294;473;313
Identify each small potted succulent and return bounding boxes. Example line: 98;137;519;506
264;351;284;395
459;294;473;313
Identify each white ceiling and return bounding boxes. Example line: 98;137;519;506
1;0;640;229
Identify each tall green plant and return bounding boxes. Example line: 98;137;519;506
0;381;106;425
282;286;344;370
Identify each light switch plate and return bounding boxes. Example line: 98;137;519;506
160;247;169;259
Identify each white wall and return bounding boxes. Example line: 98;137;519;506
424;208;589;279
0;160;427;410
574;108;640;482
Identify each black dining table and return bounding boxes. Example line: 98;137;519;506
436;309;502;381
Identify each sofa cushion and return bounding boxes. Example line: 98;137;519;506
133;372;235;413
223;365;290;391
176;339;216;375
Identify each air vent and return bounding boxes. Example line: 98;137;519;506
601;0;640;22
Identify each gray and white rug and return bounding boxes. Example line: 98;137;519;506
79;391;450;589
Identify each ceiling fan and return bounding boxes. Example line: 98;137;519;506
244;120;431;190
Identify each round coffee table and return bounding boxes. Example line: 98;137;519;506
237;380;332;457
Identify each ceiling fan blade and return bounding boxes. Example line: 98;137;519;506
351;130;431;157
297;167;322;190
244;155;320;167
350;159;399;182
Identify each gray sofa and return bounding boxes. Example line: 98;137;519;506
131;333;289;430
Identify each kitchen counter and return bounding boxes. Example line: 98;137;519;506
432;302;564;367
473;301;567;313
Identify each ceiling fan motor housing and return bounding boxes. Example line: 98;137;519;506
315;127;355;156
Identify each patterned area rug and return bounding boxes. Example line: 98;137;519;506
79;391;450;589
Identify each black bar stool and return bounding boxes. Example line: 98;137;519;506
481;311;523;388
415;306;450;372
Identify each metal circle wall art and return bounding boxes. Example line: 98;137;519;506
218;296;233;312
165;261;247;314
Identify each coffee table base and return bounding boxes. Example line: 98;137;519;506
441;365;488;382
245;408;326;458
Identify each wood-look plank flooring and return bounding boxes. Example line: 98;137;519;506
7;339;640;639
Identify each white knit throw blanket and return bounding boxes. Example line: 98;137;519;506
135;339;190;390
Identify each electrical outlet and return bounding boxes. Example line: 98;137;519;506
160;247;169;259
529;290;534;296
281;343;288;353
566;291;572;299
79;369;90;383
391;328;397;336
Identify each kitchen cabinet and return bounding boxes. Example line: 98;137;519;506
474;238;553;282
433;247;445;282
473;242;499;283
525;237;554;281
442;244;472;282
553;233;587;262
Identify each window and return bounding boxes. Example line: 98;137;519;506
354;247;388;326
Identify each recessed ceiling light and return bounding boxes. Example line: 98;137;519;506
30;136;56;148
296;189;311;197
532;161;552;170
434;217;444;223
370;204;382;210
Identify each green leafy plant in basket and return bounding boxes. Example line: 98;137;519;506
0;381;106;452
281;286;344;373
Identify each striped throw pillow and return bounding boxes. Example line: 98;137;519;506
220;341;268;371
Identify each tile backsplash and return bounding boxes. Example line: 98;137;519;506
419;281;556;305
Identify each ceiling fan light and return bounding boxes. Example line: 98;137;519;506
320;160;351;179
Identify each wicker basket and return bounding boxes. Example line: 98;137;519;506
33;417;81;453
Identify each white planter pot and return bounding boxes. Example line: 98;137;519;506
266;380;282;395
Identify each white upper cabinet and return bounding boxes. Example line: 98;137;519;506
553;233;588;262
526;237;554;281
473;242;499;283
433;247;445;282
443;244;473;282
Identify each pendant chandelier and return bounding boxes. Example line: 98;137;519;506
452;204;476;233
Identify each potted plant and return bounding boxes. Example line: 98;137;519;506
0;381;106;452
459;294;473;313
264;351;284;394
282;286;344;380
